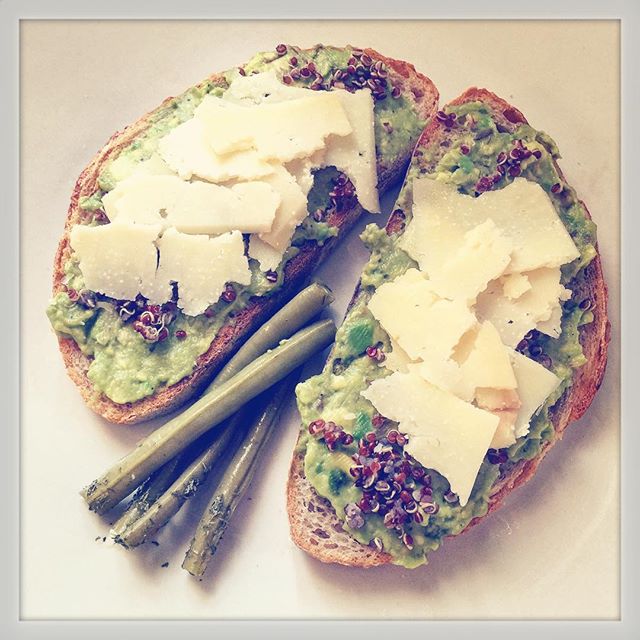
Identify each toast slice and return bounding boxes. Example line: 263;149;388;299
287;88;610;567
49;45;439;424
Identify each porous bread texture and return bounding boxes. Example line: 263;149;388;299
286;88;610;567
52;47;439;424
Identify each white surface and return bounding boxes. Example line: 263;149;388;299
20;20;620;619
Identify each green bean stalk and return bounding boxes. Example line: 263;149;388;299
182;373;298;578
109;455;190;541
109;282;333;540
211;282;333;385
111;410;247;548
82;318;336;514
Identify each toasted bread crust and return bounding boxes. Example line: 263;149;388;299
52;47;439;424
286;88;610;567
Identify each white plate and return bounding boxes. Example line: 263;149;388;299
20;20;619;619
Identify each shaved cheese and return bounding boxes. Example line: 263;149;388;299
255;165;309;252
165;70;377;227
537;286;571;337
322;89;380;213
247;235;283;272
103;152;175;186
145;229;251;316
222;74;379;211
475;267;569;347
362;371;499;506
476;387;521;449
401;177;579;276
410;359;463;396
452;325;480;364
228;181;282;232
353;168;578;506
510;351;562;437
102;174;280;235
383;337;414;373
195;92;352;161
501;272;531;300
221;69;311;105
158;117;274;183
219;72;378;210
222;71;380;208
73;73;380;316
536;304;563;338
400;322;519;404
72;223;252;315
286;150;325;197
136;154;176;177
383;318;519;404
458;321;518;394
69;223;161;301
488;410;519;449
102;175;181;226
428;220;512;302
169;181;280;234
475;387;520;411
367;268;476;363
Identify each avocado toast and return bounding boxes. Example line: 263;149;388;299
287;88;610;568
46;45;438;424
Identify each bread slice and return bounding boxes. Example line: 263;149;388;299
51;46;439;424
287;88;610;567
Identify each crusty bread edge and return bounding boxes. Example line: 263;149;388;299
286;87;610;567
51;47;439;425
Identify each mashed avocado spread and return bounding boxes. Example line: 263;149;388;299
46;45;425;404
296;101;597;567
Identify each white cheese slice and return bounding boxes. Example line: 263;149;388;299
536;304;563;338
220;73;378;210
475;267;569;347
362;371;500;506
226;181;282;233
103;152;175;186
167;180;280;234
102;175;181;226
410;321;518;402
410;359;464;396
383;336;415;374
475;387;521;411
475;383;521;450
136;154;176;177
286;149;325;197
536;286;571;338
195;92;352;161
489;410;519;449
69;223;161;301
255;165;309;252
221;69;311;105
322;89;380;213
428;219;513;303
221;72;378;210
102;174;280;235
145;228;251;316
158;117;275;183
501;272;532;300
401;177;580;276
367;268;476;364
452;324;479;363
510;351;562;438
458;321;518;394
247;235;283;272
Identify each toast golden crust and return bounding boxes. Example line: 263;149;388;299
286;87;610;567
51;47;439;424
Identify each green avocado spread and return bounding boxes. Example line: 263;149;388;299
296;101;598;568
46;45;425;404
